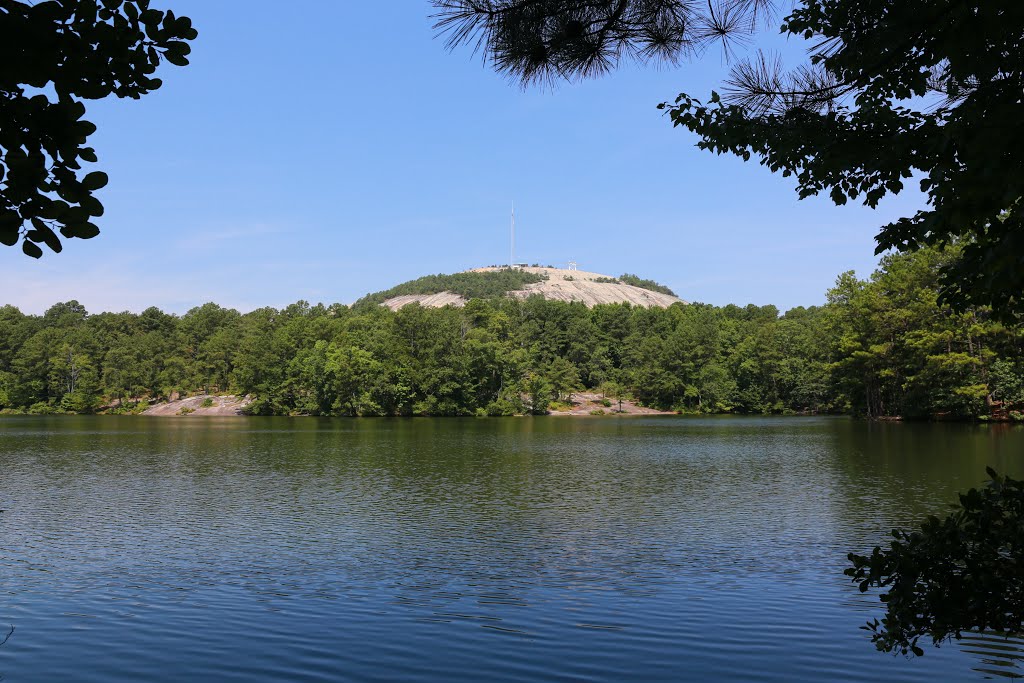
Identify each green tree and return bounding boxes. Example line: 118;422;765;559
990;359;1024;407
0;369;16;408
10;327;59;405
525;373;552;414
103;334;155;402
602;377;627;413
2;0;198;255
325;344;381;416
546;355;581;403
50;341;98;411
826;247;1008;419
0;304;38;372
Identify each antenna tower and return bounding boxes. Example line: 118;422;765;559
510;202;515;269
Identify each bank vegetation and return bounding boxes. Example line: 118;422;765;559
0;246;1020;420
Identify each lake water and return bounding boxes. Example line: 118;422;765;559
1;416;1022;682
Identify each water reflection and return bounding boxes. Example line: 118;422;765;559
0;416;1022;682
956;633;1024;679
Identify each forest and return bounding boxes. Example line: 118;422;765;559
0;245;1021;420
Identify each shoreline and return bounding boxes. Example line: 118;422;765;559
3;397;1019;423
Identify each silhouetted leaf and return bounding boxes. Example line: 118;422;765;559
81;172;109;191
30;218;63;253
22;240;43;258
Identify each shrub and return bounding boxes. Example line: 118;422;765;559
27;401;58;415
107;400;150;415
485;398;520;416
241;398;279;416
60;391;96;413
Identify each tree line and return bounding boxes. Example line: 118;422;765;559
0;245;1021;419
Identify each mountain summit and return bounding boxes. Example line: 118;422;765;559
364;266;684;310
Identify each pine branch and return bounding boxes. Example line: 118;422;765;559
432;0;782;85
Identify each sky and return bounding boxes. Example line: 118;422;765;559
2;1;928;315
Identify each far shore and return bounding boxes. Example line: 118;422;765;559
5;395;1016;422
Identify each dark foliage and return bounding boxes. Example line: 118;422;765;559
433;0;777;85
847;469;1024;657
662;0;1024;320
0;0;197;256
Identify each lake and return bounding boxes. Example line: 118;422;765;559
1;416;1022;681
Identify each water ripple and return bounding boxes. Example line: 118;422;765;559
0;415;1022;682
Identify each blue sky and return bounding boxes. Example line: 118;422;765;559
2;1;927;315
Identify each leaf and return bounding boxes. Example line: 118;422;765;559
164;40;191;56
75;120;98;138
81;171;109;191
80;196;105;217
141;8;163;25
22;240;43;259
30;218;63;253
68;223;101;239
163;51;190;67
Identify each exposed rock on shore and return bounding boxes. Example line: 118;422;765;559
143;394;253;416
548;391;676;416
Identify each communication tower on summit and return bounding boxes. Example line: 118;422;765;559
568;261;578;271
509;202;515;269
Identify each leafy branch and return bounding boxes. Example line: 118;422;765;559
846;468;1024;657
0;0;198;256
